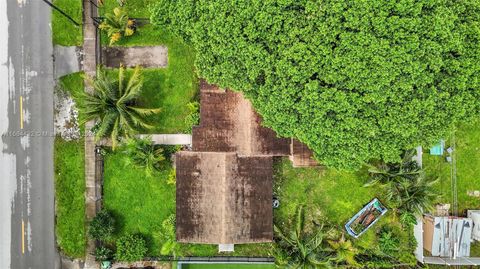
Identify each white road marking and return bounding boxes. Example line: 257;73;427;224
20;96;23;129
21;220;24;254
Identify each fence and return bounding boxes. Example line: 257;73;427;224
94;146;104;211
176;257;275;269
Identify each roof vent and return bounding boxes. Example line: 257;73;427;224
218;244;234;252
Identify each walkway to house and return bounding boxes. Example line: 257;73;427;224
103;46;168;68
140;134;192;145
82;0;98;268
97;134;192;147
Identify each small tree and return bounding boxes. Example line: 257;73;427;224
328;234;359;267
89;210;116;242
377;226;400;256
158;214;180;257
123;137;165;176
274;205;333;268
115;234;147;262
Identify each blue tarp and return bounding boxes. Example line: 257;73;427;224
430;140;445;156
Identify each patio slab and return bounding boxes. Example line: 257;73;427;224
103;46;168;68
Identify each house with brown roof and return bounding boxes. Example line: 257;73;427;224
175;80;317;250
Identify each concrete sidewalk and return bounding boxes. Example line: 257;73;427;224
54;46;82;79
82;0;99;268
139;134;192;145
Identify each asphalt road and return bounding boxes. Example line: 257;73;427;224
0;0;59;268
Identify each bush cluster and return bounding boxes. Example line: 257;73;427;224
151;0;480;169
88;210;148;262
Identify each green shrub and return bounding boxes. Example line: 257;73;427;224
94;245;114;261
115;234;148;262
159;214;180;257
183;101;200;133
159;145;182;161
378;226;400;256
122;137;165;176
366;151;439;216
166;169;176;185
88;210;116;242
151;0;480;170
99;7;136;45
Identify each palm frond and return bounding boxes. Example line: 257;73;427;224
129;106;162;117
120;65;144;103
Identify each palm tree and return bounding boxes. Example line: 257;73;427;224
364;150;421;187
79;65;160;149
274;205;332;269
365;150;438;216
123;137;165;176
328;233;359;267
99;7;135;45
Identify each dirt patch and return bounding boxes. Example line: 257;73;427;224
103;46;168;68
54;88;80;140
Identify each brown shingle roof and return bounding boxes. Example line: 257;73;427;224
175;80;318;245
176;151;273;244
290;139;319;167
192;80;291;155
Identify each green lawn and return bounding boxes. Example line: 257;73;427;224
54;137;86;258
98;0;198;133
424;119;480;213
54;73;86;258
61;68;196;134
58;72;86;130
179;264;275;269
102;25;198;133
61;67;197;134
273;158;416;263
103;66;197;133
52;0;83;46
103;150;274;257
274;159;379;249
100;0;153;17
103;151;176;255
59;72;84;100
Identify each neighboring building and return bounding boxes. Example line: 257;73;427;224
175;80;317;248
414;214;480;266
423;215;472;258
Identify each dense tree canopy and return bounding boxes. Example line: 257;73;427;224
151;0;480;169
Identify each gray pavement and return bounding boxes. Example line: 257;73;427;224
0;0;59;268
54;45;83;79
103;46;168;68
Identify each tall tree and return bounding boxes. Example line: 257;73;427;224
365;151;439;216
151;0;480;169
78;65;160;149
274;205;332;268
